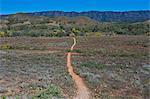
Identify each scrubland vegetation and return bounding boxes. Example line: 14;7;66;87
0;13;149;37
0;35;149;98
0;11;149;98
0;37;75;98
72;36;149;98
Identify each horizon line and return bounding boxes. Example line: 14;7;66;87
1;9;150;16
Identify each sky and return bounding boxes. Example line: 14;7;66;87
0;0;150;14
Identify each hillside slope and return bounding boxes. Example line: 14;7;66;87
26;10;150;22
1;10;150;22
0;12;149;37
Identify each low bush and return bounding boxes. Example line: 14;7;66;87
34;84;62;99
0;43;10;50
66;49;83;53
80;61;107;69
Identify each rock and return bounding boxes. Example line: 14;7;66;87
0;50;7;54
143;64;150;71
0;86;8;93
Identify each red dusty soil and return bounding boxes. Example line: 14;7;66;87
66;37;90;99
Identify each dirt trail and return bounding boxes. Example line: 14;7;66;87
67;37;90;99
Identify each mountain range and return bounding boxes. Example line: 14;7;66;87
1;10;150;22
0;10;149;37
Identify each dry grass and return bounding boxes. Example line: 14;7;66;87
72;35;149;98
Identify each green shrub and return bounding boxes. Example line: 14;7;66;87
66;49;82;53
82;72;101;86
73;49;83;53
85;32;102;37
66;49;72;52
80;61;106;69
0;43;10;50
34;84;62;99
1;96;6;99
0;31;5;37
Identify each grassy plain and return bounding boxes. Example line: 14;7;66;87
73;36;149;98
0;35;149;98
0;37;75;98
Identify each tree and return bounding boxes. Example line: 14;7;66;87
71;28;81;36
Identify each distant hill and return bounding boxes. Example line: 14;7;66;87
1;10;150;22
0;11;149;37
25;10;150;22
0;13;98;26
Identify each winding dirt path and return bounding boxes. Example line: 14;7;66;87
67;37;90;99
